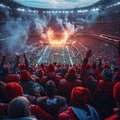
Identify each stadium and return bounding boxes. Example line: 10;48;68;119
0;0;120;120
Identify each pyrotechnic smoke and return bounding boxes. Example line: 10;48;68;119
1;9;31;54
1;6;76;54
77;5;105;25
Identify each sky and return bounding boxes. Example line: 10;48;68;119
14;0;100;9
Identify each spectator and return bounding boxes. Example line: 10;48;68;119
105;82;120;120
58;86;100;120
0;82;53;120
20;70;45;97
0;55;19;82
7;96;37;120
93;68;116;118
37;80;67;119
46;64;62;88
58;67;82;102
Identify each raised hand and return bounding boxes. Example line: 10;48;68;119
86;49;92;58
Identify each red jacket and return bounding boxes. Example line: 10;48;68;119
58;107;78;120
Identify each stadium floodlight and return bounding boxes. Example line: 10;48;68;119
28;9;32;12
65;11;69;14
77;10;82;13
0;4;5;8
0;4;10;9
106;1;120;9
117;2;120;5
16;8;25;12
91;8;99;12
84;9;88;12
59;11;61;13
92;8;96;11
52;11;55;13
34;10;38;13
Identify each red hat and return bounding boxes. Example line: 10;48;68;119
71;87;90;106
5;74;20;83
4;82;23;102
36;68;44;78
20;70;35;81
113;82;120;103
103;63;111;69
18;64;26;70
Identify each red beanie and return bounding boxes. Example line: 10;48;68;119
18;64;26;70
20;70;35;81
71;87;89;106
5;74;20;83
113;82;120;103
36;68;44;78
4;82;23;102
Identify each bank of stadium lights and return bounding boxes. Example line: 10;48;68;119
16;8;38;13
77;8;99;13
106;1;120;8
58;11;61;13
0;4;10;9
16;8;25;12
43;10;72;14
28;9;38;13
77;9;88;13
91;8;99;12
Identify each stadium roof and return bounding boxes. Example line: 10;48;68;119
14;0;100;9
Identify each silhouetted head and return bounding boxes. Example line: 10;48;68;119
45;80;57;98
8;96;30;118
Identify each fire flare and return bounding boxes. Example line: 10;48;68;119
47;28;69;45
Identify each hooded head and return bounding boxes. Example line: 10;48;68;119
102;69;113;81
4;82;23;102
65;67;77;82
8;96;30;118
36;68;44;78
47;64;55;73
71;86;90;106
5;74;20;83
45;80;57;98
20;70;35;81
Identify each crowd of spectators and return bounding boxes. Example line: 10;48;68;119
73;35;118;65
0;47;120;120
84;21;120;38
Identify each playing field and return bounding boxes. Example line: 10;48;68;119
36;45;82;66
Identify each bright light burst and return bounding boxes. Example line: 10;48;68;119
47;28;69;45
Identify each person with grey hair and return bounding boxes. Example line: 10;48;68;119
7;96;37;120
